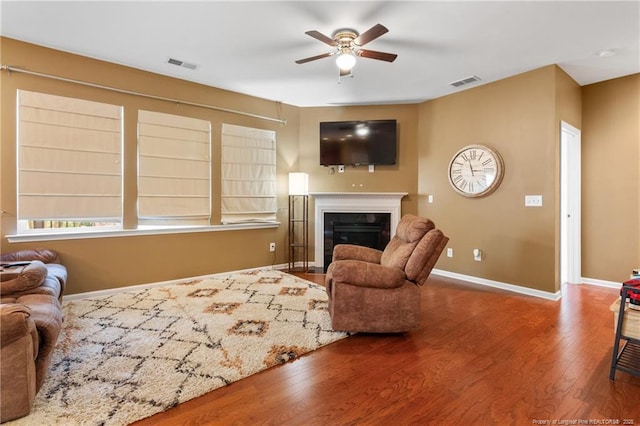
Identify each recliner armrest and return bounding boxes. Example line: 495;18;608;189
0;303;35;347
329;260;407;289
332;244;383;264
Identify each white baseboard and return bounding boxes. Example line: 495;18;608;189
62;263;290;302
581;277;621;289
311;263;563;303
431;269;562;301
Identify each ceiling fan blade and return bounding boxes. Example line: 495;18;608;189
357;49;398;62
305;30;338;46
295;52;334;64
353;23;388;46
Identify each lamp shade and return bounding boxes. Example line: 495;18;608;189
288;172;309;196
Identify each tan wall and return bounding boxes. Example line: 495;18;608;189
0;37;300;294
2;37;637;296
297;105;420;253
582;74;640;281
417;66;581;293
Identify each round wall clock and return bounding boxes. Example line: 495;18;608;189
447;144;504;198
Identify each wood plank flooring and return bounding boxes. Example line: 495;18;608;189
132;273;640;425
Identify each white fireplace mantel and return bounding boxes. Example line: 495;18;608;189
309;192;407;269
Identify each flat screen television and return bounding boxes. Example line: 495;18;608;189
319;119;397;166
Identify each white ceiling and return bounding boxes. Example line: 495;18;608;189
1;1;639;107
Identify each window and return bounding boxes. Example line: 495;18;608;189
16;90;123;233
221;124;276;224
137;110;211;227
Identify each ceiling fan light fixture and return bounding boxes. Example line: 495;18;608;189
336;52;356;71
296;24;395;75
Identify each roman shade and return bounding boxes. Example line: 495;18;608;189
137;110;211;226
17;90;122;221
221;124;276;224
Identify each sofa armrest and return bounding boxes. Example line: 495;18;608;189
43;263;67;301
0;303;35;347
332;244;383;264
20;295;61;354
0;261;48;297
329;260;407;289
0;249;60;264
18;294;62;391
0;302;39;423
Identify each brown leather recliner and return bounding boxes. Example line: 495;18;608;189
325;214;449;333
0;249;65;422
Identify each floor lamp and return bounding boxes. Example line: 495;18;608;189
288;172;309;273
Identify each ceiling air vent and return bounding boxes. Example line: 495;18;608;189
449;75;481;88
167;57;198;70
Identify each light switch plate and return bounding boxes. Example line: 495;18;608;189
525;195;543;207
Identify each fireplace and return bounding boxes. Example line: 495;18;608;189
324;213;391;271
310;192;407;272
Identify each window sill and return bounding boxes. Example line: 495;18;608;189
5;222;280;243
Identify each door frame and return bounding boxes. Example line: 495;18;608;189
560;121;582;285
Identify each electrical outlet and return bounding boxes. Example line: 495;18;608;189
473;248;482;261
447;248;453;258
269;242;276;252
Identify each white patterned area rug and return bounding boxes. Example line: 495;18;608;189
9;269;348;426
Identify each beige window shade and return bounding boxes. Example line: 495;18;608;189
221;124;276;224
138;110;211;226
17;90;123;221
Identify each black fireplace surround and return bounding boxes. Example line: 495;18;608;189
323;212;391;271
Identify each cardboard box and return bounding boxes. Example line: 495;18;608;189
610;299;640;340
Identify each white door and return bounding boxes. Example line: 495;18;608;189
560;121;582;284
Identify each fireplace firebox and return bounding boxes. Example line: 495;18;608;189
323;213;390;271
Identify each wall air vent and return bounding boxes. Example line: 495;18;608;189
167;57;198;70
449;75;481;88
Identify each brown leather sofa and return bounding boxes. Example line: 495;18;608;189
325;214;448;333
0;249;66;422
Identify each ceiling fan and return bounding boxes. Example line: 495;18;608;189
295;23;398;76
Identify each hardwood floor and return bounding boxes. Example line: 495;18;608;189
133;273;640;425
